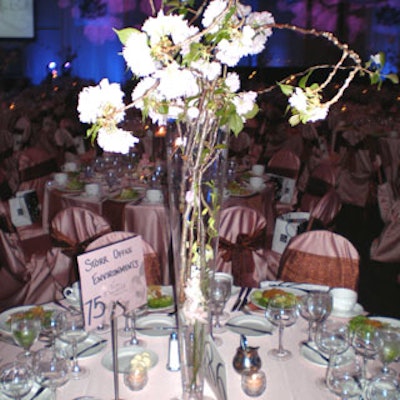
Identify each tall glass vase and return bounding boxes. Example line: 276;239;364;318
166;119;229;400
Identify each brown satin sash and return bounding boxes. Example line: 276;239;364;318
218;227;266;288
19;158;58;182
279;249;358;290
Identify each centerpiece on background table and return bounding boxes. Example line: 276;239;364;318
76;0;396;398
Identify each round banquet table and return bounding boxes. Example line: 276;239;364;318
1;291;396;400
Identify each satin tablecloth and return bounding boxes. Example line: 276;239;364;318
0;294;354;400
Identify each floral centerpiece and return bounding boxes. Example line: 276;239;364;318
76;0;396;398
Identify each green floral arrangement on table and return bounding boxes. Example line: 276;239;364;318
76;0;397;397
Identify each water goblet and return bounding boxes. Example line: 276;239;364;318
265;295;298;360
210;277;231;346
58;312;89;379
365;372;400;400
0;361;33;400
11;316;41;363
376;327;400;377
41;310;64;349
326;353;363;400
298;291;333;343
351;325;381;381
34;347;69;400
125;308;146;348
315;320;350;389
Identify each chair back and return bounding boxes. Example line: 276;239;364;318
217;205;268;288
86;231;162;285
267;149;301;179
50;206;112;255
307;189;342;229
278;230;359;290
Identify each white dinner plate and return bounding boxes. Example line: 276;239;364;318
250;287;305;310
331;303;364;318
101;347;158;373
370;316;400;329
147;286;174;312
55;333;107;359
0;305;57;332
135;314;177;336
300;342;355;367
226;315;274;336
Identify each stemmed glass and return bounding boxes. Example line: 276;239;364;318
34;347;69;400
376;327;400;377
41;310;64;349
0;361;33;400
298;291;332;343
58;312;89;379
365;372;400;400
326;353;363;400
210;275;232;346
125;308;146;348
10;316;41;364
265;295;298;360
315;320;350;389
351;325;381;381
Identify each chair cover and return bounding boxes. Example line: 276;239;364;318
217;205;269;288
0;215;73;312
370;200;400;263
307;189;342;229
0;130;18;199
50;206;112;257
377;182;395;224
278;230;359;290
267;148;301;180
86;231;162;286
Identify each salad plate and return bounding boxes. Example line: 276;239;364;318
226;315;274;336
300;342;355;367
250;287;305;310
56;333;107;359
135;314;176;336
101;347;158;373
147;285;174;312
370;316;400;328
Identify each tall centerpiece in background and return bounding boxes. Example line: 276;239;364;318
77;1;396;398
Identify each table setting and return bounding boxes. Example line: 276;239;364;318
0;277;398;400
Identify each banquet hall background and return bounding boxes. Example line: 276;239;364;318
0;0;400;317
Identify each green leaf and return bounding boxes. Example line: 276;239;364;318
385;74;399;84
243;103;259;120
379;51;386;67
278;83;294;97
113;28;139;45
288;114;301;127
370;72;380;85
298;70;313;89
228;112;244;136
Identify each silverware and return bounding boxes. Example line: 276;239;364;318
135;326;177;331
301;341;329;363
238;287;252;311
226;323;272;335
76;339;108;358
29;386;46;400
231;287;245;311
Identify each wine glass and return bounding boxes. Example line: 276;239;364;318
376;327;400;377
351;325;381;381
0;361;33;400
10;316;41;363
41;310;64;349
58;312;89;379
315;320;350;389
298;291;333;342
326;353;363;400
125;308;146;348
365;372;400;400
265;295;298;360
210;276;232;346
34;347;69;400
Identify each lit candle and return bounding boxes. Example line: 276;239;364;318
124;362;148;391
241;370;267;397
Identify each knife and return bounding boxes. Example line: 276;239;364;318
76;339;108;358
238;287;252;311
301;341;329;363
29;386;46;400
225;323;272;335
231;287;245;311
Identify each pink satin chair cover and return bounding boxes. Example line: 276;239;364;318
216;205;269;288
86;231;162;285
0;130;18;196
308;189;342;228
267;148;301;180
278;230;359;290
377;182;396;224
50;206;112;255
378;137;400;195
0;225;73;312
370;200;400;263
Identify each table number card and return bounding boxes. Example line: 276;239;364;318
205;335;227;400
77;235;147;330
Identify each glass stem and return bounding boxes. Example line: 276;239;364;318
71;341;80;373
278;324;284;355
325;352;334;386
307;320;313;342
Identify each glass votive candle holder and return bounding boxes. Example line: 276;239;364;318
124;362;148;391
241;370;267;397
